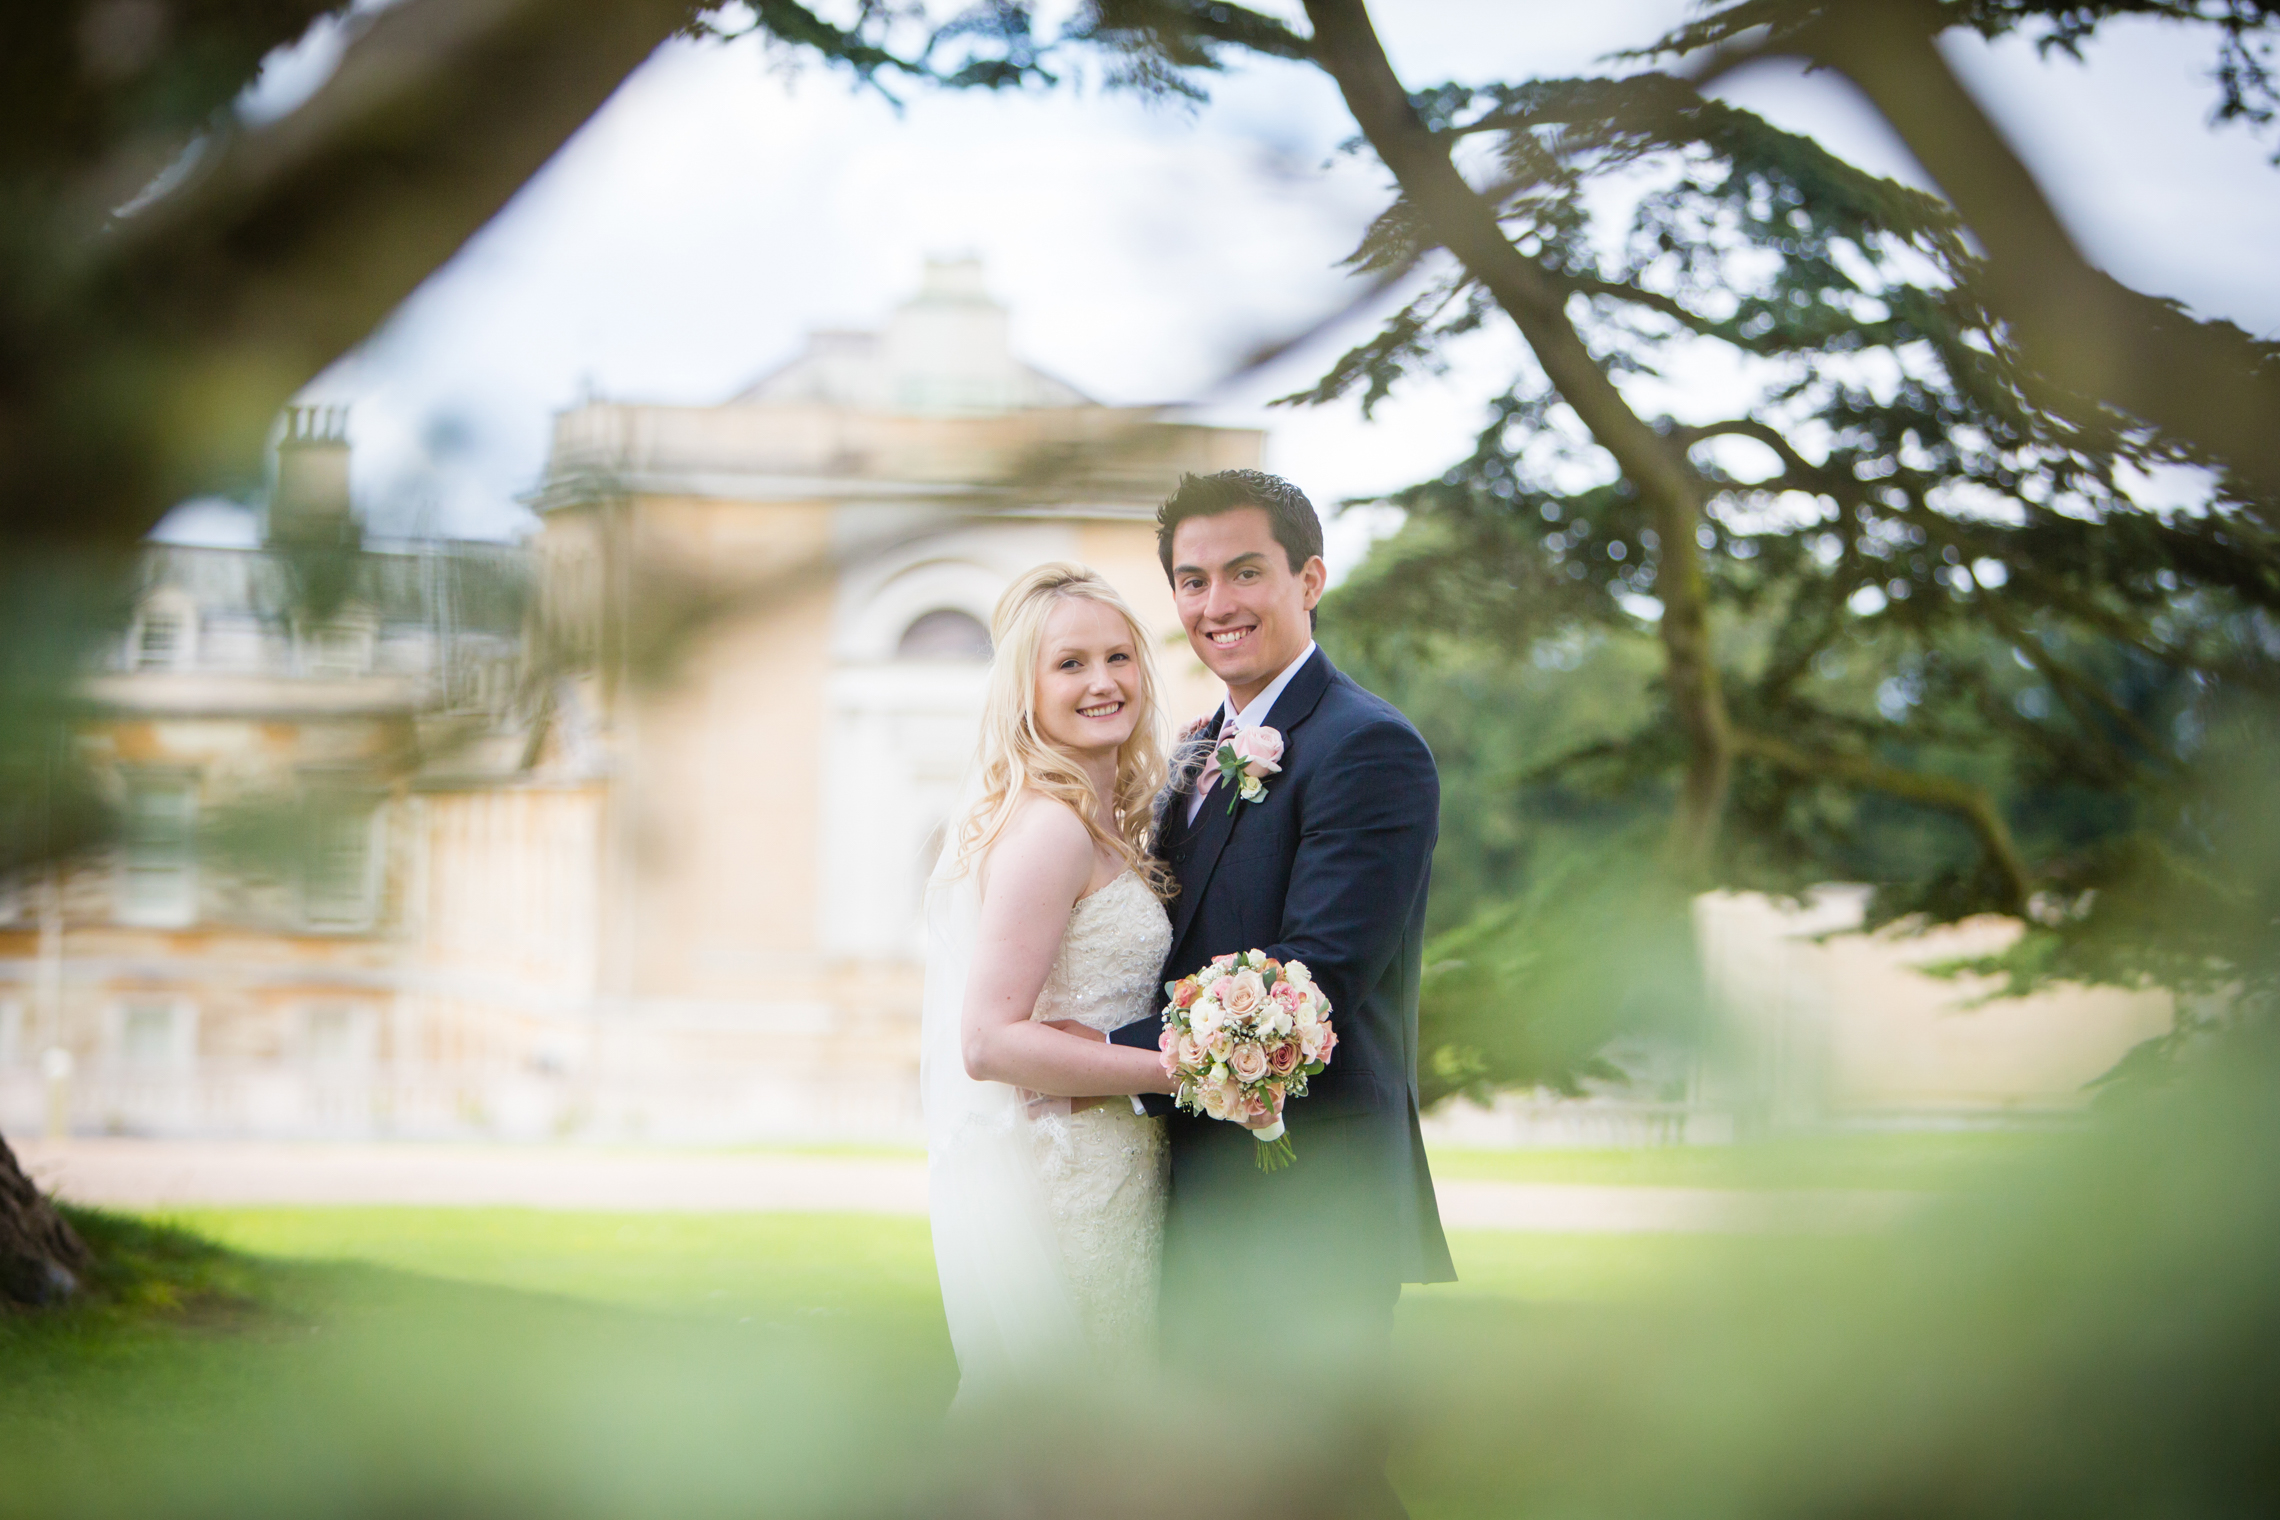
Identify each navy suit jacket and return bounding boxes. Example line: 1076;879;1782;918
1113;648;1456;1289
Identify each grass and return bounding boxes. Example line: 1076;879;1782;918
154;1205;1856;1317
0;1202;1798;1520
0;1135;2025;1518
160;1206;950;1326
3;1206;962;1520
1425;1127;2064;1191
5;1099;2260;1520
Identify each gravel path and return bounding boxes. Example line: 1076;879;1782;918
18;1139;1918;1235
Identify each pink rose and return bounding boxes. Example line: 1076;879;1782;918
1313;1025;1338;1064
1268;1041;1299;1076
1174;1033;1205;1071
1219;970;1266;1019
1229;1042;1270;1083
1271;981;1302;1011
1211;953;1237;968
1172;979;1200;1009
1230;726;1284;775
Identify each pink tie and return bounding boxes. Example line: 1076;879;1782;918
1198;717;1238;796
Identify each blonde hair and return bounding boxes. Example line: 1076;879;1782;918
952;563;1174;899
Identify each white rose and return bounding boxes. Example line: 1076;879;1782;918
1264;1009;1294;1038
1282;959;1313;987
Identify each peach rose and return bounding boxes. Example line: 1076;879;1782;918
1171;979;1200;1009
1229;726;1284;774
1268;1041;1300;1076
1313;1025;1338;1063
1210;953;1238;969
1174;1032;1205;1071
1200;1081;1234;1120
1229;1041;1270;1083
1219;970;1267;1019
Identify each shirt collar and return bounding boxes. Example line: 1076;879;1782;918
1223;641;1318;733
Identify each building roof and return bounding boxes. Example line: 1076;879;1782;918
132;541;529;635
730;256;1092;415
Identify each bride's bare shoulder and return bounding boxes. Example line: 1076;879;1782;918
981;791;1094;896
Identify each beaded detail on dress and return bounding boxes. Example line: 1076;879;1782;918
1027;869;1172;1356
1031;870;1173;1035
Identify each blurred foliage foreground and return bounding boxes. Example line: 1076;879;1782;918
6;1055;2278;1520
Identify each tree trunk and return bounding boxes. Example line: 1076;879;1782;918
0;1133;88;1308
1301;0;1734;874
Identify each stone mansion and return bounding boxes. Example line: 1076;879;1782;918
0;260;2166;1143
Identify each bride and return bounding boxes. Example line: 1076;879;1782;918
921;563;1180;1402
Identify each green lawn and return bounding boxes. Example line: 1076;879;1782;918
156;1204;1841;1318
3;1107;2252;1520
1424;1127;2063;1191
0;1200;1839;1517
0;1136;2026;1519
161;1206;950;1326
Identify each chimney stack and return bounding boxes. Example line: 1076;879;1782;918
267;405;354;546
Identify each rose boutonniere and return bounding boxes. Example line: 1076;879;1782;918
1207;726;1285;814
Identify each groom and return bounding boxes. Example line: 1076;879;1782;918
1114;471;1454;1432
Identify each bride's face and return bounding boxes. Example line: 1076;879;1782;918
1033;597;1143;760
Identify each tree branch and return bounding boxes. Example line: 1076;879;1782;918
1968;582;2176;769
1712;0;2280;506
4;0;699;548
1733;726;2032;913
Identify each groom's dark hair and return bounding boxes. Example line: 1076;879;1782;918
1155;469;1324;582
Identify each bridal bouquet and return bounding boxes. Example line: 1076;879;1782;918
1157;950;1336;1171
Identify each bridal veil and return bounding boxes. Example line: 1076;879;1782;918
920;850;1089;1403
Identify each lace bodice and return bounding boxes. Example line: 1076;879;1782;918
1020;868;1172;1361
1030;870;1172;1035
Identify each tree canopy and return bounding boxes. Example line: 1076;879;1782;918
1275;0;2279;1093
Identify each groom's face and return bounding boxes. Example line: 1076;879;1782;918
1170;506;1326;707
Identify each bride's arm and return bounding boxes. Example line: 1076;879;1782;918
961;798;1178;1099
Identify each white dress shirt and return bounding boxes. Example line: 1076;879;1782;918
1185;641;1318;825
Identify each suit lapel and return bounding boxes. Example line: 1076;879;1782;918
1168;649;1338;950
1169;770;1241;946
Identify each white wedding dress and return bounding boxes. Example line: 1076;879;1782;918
921;865;1171;1403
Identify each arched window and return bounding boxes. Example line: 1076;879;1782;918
895;608;991;663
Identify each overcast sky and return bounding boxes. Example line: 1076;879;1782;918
161;2;2280;580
